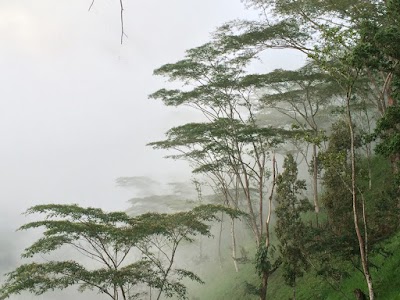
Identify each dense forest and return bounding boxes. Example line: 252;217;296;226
1;0;400;299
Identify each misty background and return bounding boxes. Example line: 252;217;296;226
0;1;305;299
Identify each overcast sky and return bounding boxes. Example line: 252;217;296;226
0;0;247;216
0;1;305;298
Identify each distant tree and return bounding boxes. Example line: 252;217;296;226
275;154;312;298
319;121;358;233
257;63;338;217
0;204;243;300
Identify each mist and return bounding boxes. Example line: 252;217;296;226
0;1;306;299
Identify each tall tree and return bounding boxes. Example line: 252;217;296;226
149;40;298;300
0;204;242;300
275;154;311;299
215;2;387;297
255;63;339;217
353;0;400;176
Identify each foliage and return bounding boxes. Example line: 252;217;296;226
314;122;399;289
197;231;400;299
316;121;362;265
147;0;400;298
275;154;312;288
0;204;244;300
254;243;280;278
149;37;297;242
374;106;400;159
149;34;305;300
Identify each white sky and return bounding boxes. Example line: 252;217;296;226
0;0;247;216
0;1;305;298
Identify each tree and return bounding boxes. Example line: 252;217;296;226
354;0;400;176
275;154;311;299
317;120;398;296
0;204;243;300
317;120;365;282
215;2;385;297
149;39;302;300
256;63;339;217
373;106;400;175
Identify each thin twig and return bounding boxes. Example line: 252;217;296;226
119;0;126;44
88;0;126;44
88;0;95;11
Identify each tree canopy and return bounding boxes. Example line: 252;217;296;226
0;204;243;300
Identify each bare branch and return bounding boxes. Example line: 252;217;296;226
119;0;126;44
88;0;95;11
88;0;126;44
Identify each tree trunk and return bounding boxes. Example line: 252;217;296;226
390;153;400;174
265;153;276;247
231;218;239;272
354;288;367;300
346;89;375;300
113;284;118;300
258;156;277;300
218;213;224;269
260;271;269;300
312;144;320;215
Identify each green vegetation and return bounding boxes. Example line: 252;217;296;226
186;155;400;299
0;204;243;300
147;0;400;298
2;1;400;299
189;230;400;300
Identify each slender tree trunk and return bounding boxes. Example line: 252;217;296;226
231;147;260;244
259;172;264;236
312;144;320;215
391;153;400;174
346;89;375;300
242;171;261;244
156;244;178;300
265;153;276;248
312;143;319;228
367;147;372;190
260;271;269;300
231;218;239;272
218;212;224;269
114;284;118;300
363;108;373;190
258;154;277;300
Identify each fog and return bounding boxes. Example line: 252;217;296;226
0;1;305;299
